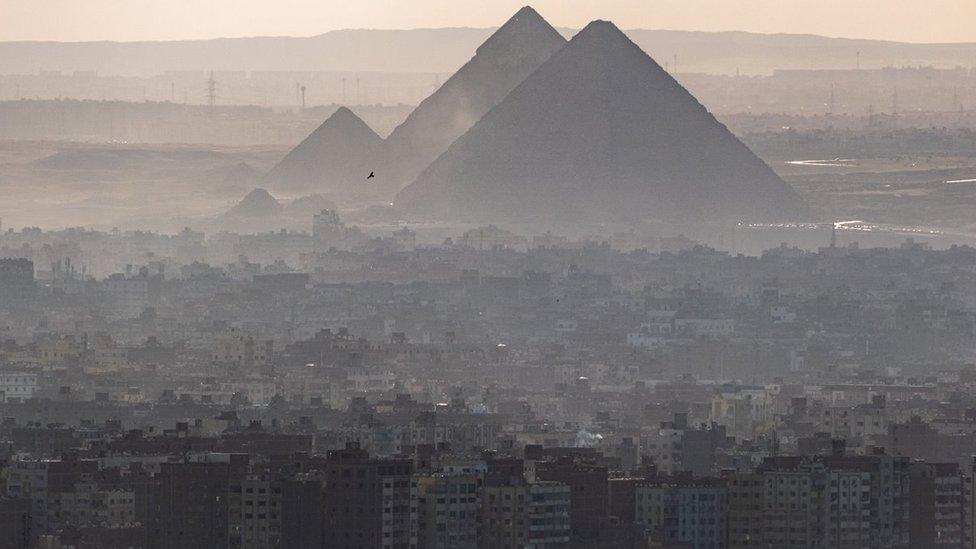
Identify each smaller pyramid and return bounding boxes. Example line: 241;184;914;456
226;188;282;218
266;107;383;201
206;161;262;196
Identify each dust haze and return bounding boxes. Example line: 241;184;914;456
3;3;976;549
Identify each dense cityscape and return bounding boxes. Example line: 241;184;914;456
4;2;976;549
1;216;975;548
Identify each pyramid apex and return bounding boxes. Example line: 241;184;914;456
577;19;627;39
512;6;543;19
330;106;356;118
315;106;377;137
565;20;641;58
477;5;560;56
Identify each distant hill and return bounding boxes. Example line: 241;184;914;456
2;26;976;77
34;148;223;171
396;21;810;225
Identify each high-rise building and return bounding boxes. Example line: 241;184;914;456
279;475;323;549
480;458;570;549
149;455;248;549
736;453;912;549
0;497;32;549
321;444;418;549
524;482;571;548
0;258;34;309
908;462;965;548
416;473;481;548
228;474;282;549
534;458;608;543
635;474;728;549
725;471;763;548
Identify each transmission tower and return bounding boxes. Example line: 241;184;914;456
207;71;217;108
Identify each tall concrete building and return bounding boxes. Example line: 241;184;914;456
534;458;608;543
908;462;965;548
321;444;418;549
635;474;728;549
416;472;481;548
0;258;34;309
739;453;912;549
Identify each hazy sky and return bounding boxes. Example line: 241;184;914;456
2;0;975;43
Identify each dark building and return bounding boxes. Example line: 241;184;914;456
908;462;965;548
252;272;310;293
886;416;976;466
535;458;609;543
0;258;34;309
149;455;248;549
725;471;763;548
608;477;640;526
126;336;177;367
635;473;728;549
745;452;911;548
280;476;324;549
0;497;32;549
680;424;732;477
321;444;417;549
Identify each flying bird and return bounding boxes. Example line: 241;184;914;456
366;171;375;180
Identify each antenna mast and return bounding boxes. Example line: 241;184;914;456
206;71;217;108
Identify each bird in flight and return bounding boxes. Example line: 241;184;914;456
366;171;375;180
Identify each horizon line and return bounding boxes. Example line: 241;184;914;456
3;25;976;48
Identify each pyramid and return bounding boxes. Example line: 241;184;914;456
379;6;566;197
266;107;383;201
225;188;282;218
396;20;811;224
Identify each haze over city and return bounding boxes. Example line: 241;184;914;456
3;3;976;549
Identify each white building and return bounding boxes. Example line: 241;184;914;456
0;372;37;402
674;318;735;338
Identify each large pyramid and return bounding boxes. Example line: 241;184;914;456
379;6;566;198
396;21;811;224
265;107;383;202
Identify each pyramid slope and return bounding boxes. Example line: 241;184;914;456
266;107;383;200
396;20;811;224
380;6;565;196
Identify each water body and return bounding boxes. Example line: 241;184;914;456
785;158;857;167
